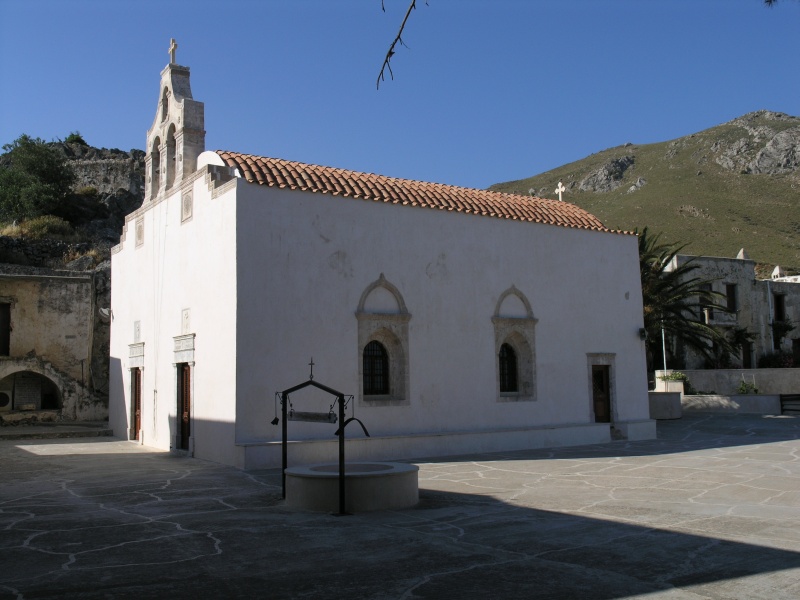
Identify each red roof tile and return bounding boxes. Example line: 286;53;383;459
216;151;617;233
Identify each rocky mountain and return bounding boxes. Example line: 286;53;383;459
491;110;800;269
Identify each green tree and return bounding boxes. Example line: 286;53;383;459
638;227;732;370
64;131;88;146
0;134;75;221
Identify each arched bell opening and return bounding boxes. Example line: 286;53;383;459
151;136;162;198
165;124;177;189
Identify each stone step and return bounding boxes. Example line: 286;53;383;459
780;395;800;415
0;423;113;441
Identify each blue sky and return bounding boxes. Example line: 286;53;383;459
1;0;797;191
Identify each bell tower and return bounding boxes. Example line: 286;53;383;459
144;39;205;203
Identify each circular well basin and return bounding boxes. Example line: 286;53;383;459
285;461;419;512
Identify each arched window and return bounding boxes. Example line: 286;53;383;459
499;343;518;393
363;340;389;395
493;286;537;401
356;274;410;405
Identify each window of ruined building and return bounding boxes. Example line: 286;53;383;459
0;303;10;356
774;293;786;322
726;284;737;313
699;284;714;322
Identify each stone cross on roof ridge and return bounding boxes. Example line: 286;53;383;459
169;38;178;64
555;181;566;202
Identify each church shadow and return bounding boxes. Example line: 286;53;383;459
3;428;799;599
388;487;800;599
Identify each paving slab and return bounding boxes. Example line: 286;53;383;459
0;414;798;599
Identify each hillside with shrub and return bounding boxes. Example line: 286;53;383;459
0;133;144;269
491;111;800;270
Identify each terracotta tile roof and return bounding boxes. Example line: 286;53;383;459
216;151;612;232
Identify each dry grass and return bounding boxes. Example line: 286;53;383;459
0;215;79;241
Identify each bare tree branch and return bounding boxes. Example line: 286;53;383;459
377;0;425;90
377;1;778;89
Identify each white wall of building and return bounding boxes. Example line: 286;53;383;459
232;180;650;456
111;168;654;469
110;174;239;465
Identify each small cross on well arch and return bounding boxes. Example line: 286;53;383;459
555;181;566;202
169;38;178;64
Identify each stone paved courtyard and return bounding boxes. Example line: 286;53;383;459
1;414;799;599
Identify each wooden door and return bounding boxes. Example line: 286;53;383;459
132;368;142;440
178;364;191;450
592;365;611;423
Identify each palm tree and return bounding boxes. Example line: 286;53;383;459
638;227;732;371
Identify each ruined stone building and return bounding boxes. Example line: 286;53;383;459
0;265;108;422
665;250;800;369
108;48;654;469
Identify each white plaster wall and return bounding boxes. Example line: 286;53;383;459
110;174;238;465
234;182;649;451
238;422;613;470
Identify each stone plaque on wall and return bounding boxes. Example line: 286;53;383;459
135;217;144;247
181;309;190;335
181;192;193;222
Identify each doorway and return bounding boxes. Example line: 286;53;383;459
177;363;191;451
742;340;754;369
131;368;142;440
592;365;611;423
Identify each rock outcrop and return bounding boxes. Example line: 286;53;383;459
713;111;800;174
579;155;635;193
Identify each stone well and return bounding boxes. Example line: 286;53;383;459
285;461;419;513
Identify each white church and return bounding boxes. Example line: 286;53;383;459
108;45;655;469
